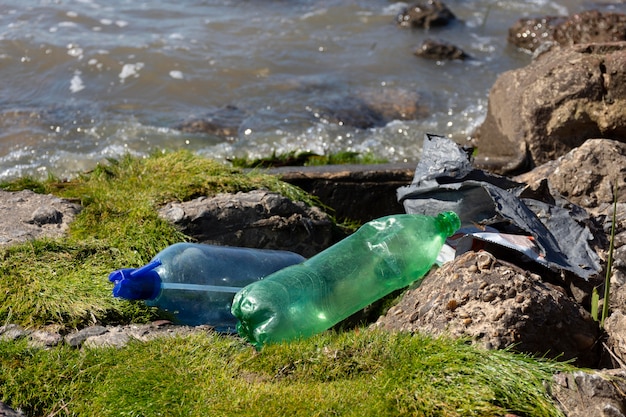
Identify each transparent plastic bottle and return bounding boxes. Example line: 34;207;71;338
108;242;306;332
231;211;461;348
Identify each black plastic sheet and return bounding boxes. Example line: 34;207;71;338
398;134;601;280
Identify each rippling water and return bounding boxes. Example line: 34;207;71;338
1;0;624;180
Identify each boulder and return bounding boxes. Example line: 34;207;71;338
158;189;337;257
509;10;626;53
474;42;626;174
373;251;600;367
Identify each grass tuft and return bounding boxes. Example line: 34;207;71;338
0;330;573;417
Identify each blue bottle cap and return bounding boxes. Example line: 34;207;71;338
108;259;163;300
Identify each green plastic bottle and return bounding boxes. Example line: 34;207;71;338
231;211;461;348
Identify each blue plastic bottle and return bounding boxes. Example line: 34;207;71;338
108;242;305;332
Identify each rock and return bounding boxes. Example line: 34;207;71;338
396;0;456;29
414;38;469;60
0;190;82;247
474;42;626;174
0;324;28;342
508;15;565;53
158;189;337;257
604;311;626;367
0;401;24;417
174;105;245;138
64;325;108;348
514;139;626;216
372;251;600;367
267;162;415;223
312;88;429;129
509;10;626;53
551;369;626;417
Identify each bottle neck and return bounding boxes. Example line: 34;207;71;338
436;211;461;237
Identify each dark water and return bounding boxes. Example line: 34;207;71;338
1;0;624;180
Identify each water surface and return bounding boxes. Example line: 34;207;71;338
1;0;624;179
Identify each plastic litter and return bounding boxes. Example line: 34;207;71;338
108;242;305;332
398;134;602;280
231;211;461;348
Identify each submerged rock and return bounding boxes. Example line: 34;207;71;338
414;38;469;60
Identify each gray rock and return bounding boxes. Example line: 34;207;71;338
64;325;108;347
551;369;626;417
28;330;63;348
0;401;24;417
0;324;28;342
0;190;82;247
474;43;626;174
372;251;600;367
159;189;336;257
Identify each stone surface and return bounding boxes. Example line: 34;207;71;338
373;251;600;367
551;369;626;417
268;162;415;222
414;38;469;60
396;0;456;28
0;190;81;247
515;138;626;368
474;42;626;174
509;10;626;53
515;139;626;216
0;402;24;417
158;189;337;257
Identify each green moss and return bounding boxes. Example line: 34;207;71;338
0;330;573;417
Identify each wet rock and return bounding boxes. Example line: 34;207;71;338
396;0;456;29
414;38;469;60
312;88;429;129
158;189;337;257
0;190;82;247
474;42;626;174
372;251;600;367
174;105;246;139
551;369;626;417
508;15;565;53
509;10;626;53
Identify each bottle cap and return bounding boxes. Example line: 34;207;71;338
108;259;162;300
